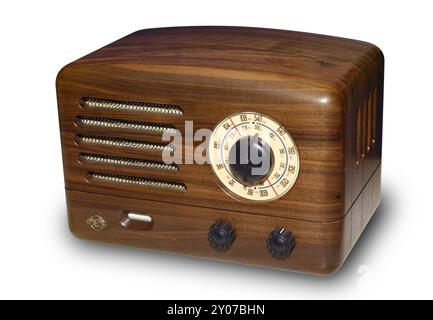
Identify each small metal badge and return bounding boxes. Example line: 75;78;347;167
86;215;107;231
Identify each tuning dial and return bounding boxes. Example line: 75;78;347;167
267;228;295;258
208;112;300;201
208;220;236;250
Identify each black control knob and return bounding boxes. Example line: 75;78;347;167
228;136;274;186
267;228;295;258
208;220;236;250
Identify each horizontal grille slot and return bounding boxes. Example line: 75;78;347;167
80;153;179;171
78;116;178;135
355;89;378;167
81;97;183;116
77;134;174;152
89;172;186;192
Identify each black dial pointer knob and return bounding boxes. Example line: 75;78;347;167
267;228;295;258
208;220;236;250
228;136;274;186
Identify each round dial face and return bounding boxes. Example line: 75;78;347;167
209;112;300;201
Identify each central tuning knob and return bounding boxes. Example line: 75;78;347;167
208;220;236;250
228;136;274;186
267;227;295;258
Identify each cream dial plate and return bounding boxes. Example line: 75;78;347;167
209;112;300;201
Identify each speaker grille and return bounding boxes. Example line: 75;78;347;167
76;134;174;152
78;116;178;135
76;96;185;193
80;153;179;171
81;97;183;115
355;88;378;167
89;172;186;192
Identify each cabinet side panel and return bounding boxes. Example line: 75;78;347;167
344;46;384;213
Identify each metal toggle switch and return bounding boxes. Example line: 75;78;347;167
120;212;153;230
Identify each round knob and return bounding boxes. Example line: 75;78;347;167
208;219;236;250
228;136;274;186
267;228;295;258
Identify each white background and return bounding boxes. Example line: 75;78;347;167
0;0;432;299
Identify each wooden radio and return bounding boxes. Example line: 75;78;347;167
56;27;383;275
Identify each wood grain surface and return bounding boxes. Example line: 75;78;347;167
57;27;383;274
